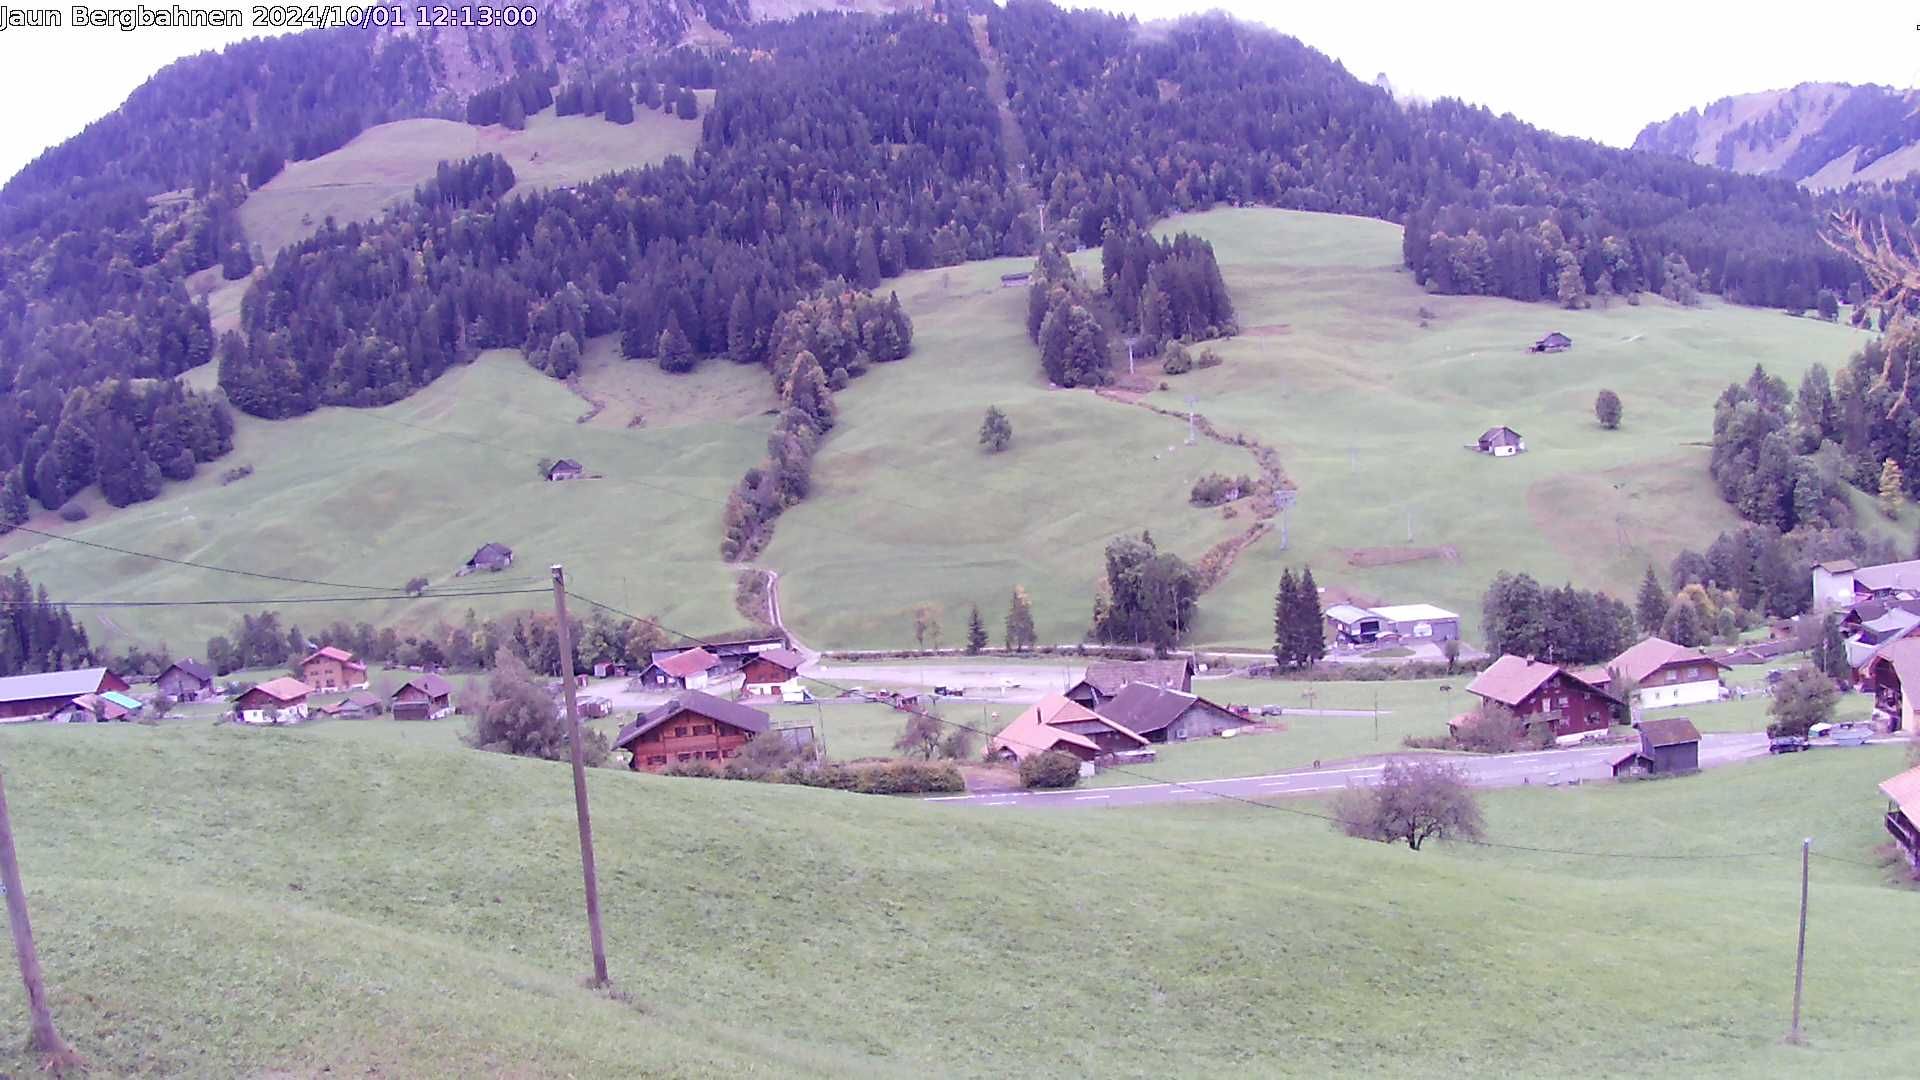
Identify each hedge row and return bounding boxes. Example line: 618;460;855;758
663;758;964;795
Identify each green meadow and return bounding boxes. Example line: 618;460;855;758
0;722;1914;1077
238;105;705;258
2;208;1896;656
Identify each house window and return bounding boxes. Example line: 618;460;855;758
692;724;712;735
705;750;719;760
647;755;667;766
674;726;688;738
676;753;691;762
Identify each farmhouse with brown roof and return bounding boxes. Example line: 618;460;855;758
156;658;215;701
740;649;804;697
545;458;584;481
1460;655;1619;741
639;647;727;691
1880;765;1920;874
1475;426;1526;457
615;691;769;771
300;646;368;691
988;694;1149;762
390;673;455;721
1576;637;1726;711
234;677;311;724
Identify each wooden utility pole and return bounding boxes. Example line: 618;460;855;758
0;767;75;1065
550;566;609;987
1787;837;1810;1045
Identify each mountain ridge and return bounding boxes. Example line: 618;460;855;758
1633;81;1920;189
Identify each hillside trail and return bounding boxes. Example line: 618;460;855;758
1095;388;1293;594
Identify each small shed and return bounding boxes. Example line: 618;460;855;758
1476;426;1526;457
1530;331;1572;353
1000;271;1031;288
546;459;584;482
319;691;383;719
462;542;514;574
1611;716;1701;777
390;673;455;721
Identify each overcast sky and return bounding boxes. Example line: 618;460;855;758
1;0;1916;186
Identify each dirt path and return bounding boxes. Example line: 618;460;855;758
970;15;1040;228
1095;388;1293;592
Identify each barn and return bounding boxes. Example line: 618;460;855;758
155;658;215;701
1530;331;1572;353
233;678;312;724
1611;716;1701;777
1476;426;1526;457
0;668;131;724
390;673;455;721
1096;683;1242;743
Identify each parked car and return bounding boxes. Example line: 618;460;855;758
1768;734;1810;754
1810;721;1873;746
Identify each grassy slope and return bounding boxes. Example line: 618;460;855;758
0;351;770;651
239;105;705;258
766;257;1252;649
1;724;1915;1077
1118;209;1874;646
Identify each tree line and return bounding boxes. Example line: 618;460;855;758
0;571;93;678
1099;229;1237;352
721;286;912;561
1480;572;1634;666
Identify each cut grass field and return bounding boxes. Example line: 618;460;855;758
2;721;1916;1076
239;105;705;258
0;351;771;652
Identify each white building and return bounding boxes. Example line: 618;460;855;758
1577;637;1726;712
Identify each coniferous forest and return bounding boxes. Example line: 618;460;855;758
0;0;1908;530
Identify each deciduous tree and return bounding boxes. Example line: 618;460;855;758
1331;760;1484;851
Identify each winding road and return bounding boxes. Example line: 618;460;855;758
923;733;1892;809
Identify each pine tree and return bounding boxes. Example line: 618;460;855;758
0;467;29;532
1005;586;1036;651
1273;568;1299;666
657;312;695;374
979;406;1012;452
1635;567;1666;633
855;231;882;288
966;605;987;654
1295;567;1325;667
603;81;635;125
1594;388;1622;430
727;290;757;364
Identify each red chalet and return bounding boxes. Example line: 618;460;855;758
1460;655;1621;741
613;691;770;772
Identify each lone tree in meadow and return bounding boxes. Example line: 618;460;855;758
466;649;609;765
1005;586;1037;651
979;406;1013;452
1332;760;1484;851
1594;388;1622;430
894;711;945;760
913;602;943;651
1768;666;1838;739
966;605;988;654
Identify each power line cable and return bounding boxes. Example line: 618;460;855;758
562;587;1789;864
3;524;427;593
0;586;550;609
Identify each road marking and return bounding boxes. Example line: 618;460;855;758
1073;794;1109;801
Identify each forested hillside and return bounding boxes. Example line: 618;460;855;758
0;0;1895;532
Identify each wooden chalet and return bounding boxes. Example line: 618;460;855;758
462;542;514;574
1576;637;1727;711
545;458;584;481
615;691;770;772
1530;331;1572;353
1096;683;1242;743
300;646;368;691
1879;765;1920;875
233;677;311;724
0;667;129;724
156;658;215;701
740;648;804;697
988;694;1149;763
390;673;455;721
1475;426;1526;457
1065;658;1194;709
1609;717;1701;777
1460;655;1620;741
1865;636;1920;733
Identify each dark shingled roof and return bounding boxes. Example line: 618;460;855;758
1076;658;1192;698
613;691;770;749
1096;682;1229;737
164;658;213;683
1638;717;1701;748
396;673;453;698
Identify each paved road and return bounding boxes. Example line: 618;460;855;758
925;733;1806;808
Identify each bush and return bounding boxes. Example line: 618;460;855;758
1331;760;1484;850
1196;348;1223;369
1162;345;1194;375
1401;733;1455;750
664;759;720;779
1451;706;1523;753
58;503;88;522
852;760;964;794
1190;472;1252;506
1019;750;1082;789
403;576;430;596
220;464;254;485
